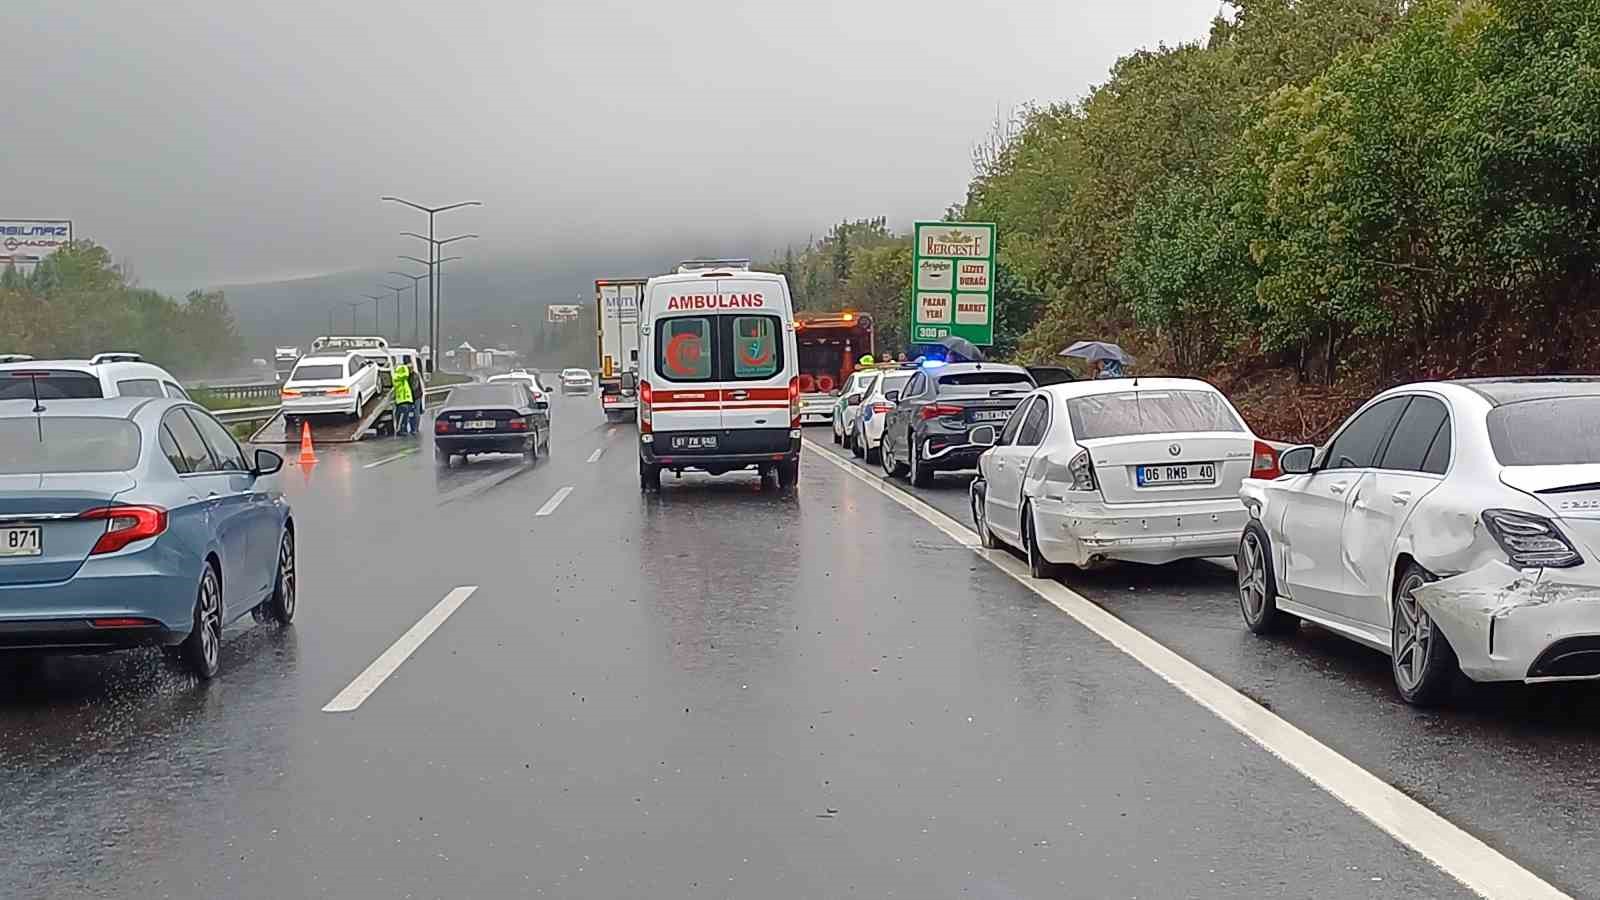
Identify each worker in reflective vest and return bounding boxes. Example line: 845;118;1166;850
392;362;415;436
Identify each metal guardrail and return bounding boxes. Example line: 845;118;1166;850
192;381;282;402
215;385;455;426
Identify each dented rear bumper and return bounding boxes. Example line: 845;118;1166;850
1414;562;1600;683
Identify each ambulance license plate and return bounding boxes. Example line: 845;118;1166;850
671;435;718;450
0;526;42;557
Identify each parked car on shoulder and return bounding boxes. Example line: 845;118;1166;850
879;362;1036;486
560;367;594;396
831;370;879;446
853;368;914;464
280;352;381;419
972;378;1278;578
0;396;295;679
1238;376;1600;705
0;353;191;401
434;382;550;467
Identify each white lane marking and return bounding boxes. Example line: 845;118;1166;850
363;449;416;469
587;447;604;463
535;485;574;517
607;427;617;438
803;438;1567;900
436;463;528;505
322;586;478;714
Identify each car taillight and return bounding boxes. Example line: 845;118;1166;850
1067;449;1098;492
79;505;167;555
1251;440;1281;479
327;387;350;396
1482;509;1583;568
91;617;157;629
918;403;962;421
435;419;452;434
280;388;301;398
640;381;653;433
788;377;801;428
871;403;893;414
508;418;529;431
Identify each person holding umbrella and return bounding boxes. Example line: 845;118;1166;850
1061;340;1132;379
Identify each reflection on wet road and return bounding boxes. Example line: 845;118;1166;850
0;396;1585;897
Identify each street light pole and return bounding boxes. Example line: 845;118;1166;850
380;284;406;339
388;271;427;347
361;294;385;335
380;197;480;369
344;300;366;333
400;232;476;365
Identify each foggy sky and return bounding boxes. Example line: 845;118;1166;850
6;0;1222;290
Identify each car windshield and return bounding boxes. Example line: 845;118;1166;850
1067;390;1243;438
0;417;140;474
448;384;522;407
0;371;104;400
1487;397;1600;465
290;365;345;381
879;373;911;394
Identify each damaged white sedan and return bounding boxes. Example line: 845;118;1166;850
1238;377;1600;705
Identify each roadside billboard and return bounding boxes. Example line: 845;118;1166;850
911;221;996;345
547;304;582;324
0;220;72;266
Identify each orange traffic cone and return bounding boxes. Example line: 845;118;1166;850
298;420;318;465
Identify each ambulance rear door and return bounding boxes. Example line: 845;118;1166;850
649;309;723;434
715;276;793;433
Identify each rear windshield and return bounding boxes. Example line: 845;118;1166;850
1487;397;1600;465
291;364;345;381
0;417;141;474
937;371;1035;397
0;371;104;400
1067;390;1243;439
448;385;522;407
879;373;912;394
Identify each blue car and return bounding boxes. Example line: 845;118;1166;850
0;395;295;678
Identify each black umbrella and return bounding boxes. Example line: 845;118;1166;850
1058;340;1134;365
938;335;986;363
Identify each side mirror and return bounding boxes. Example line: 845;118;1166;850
845;393;864;406
620;372;638;391
969;424;998;447
253;448;284;476
1278;444;1316;475
424;359;435;375
884;390;900;403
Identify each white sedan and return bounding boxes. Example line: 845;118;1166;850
488;372;552;421
851;369;913;464
560;367;593;396
280;353;380;418
971;378;1278;577
1238;377;1600;705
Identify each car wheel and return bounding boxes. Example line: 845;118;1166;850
179;563;223;679
909;435;934;487
880;432;905;477
1022;503;1058;579
972;480;1000;549
777;459;800;490
435;447;451;468
1391;563;1459;707
640;459;661;492
832;423;842;445
1237;524;1296;635
261;528;297;624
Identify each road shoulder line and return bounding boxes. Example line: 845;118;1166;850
803;438;1566;900
535;486;574;516
322;586;478;714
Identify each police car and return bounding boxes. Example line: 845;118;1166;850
635;260;800;492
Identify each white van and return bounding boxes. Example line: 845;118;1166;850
634;263;800;491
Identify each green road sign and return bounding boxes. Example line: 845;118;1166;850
911;221;996;346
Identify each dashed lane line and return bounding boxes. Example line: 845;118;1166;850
535;485;574;516
587;448;604;463
803;437;1566;900
322;586;478;714
363;448;417;469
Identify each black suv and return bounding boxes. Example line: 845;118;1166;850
878;362;1036;487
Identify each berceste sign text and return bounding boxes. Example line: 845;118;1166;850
912;221;996;345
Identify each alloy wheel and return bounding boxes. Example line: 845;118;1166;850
1393;572;1433;692
1238;532;1268;622
278;532;296;620
198;569;221;671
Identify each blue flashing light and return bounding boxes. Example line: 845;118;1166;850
920;358;947;369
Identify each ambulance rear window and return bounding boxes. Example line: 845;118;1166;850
657;317;714;382
655;314;785;382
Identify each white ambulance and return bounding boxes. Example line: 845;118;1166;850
631;260;801;492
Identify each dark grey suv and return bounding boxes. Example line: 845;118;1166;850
878;362;1036;487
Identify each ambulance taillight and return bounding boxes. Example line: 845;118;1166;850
788;377;801;428
640;381;653;433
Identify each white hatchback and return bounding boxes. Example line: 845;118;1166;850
0;353;191;401
971;378;1278;576
1239;377;1600;705
280;353;380;418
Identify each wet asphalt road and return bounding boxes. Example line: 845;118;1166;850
0;395;1581;897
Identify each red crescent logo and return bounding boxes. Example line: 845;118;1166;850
665;332;702;375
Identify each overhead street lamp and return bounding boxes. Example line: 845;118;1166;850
380;196;481;369
361;294;386;334
344;299;368;333
380;284;406;338
397;250;468;361
388;270;427;347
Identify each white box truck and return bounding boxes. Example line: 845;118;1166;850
595;277;644;423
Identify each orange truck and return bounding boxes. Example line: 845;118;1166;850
794;311;875;424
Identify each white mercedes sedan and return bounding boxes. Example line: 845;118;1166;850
970;378;1278;576
1238;377;1600;705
